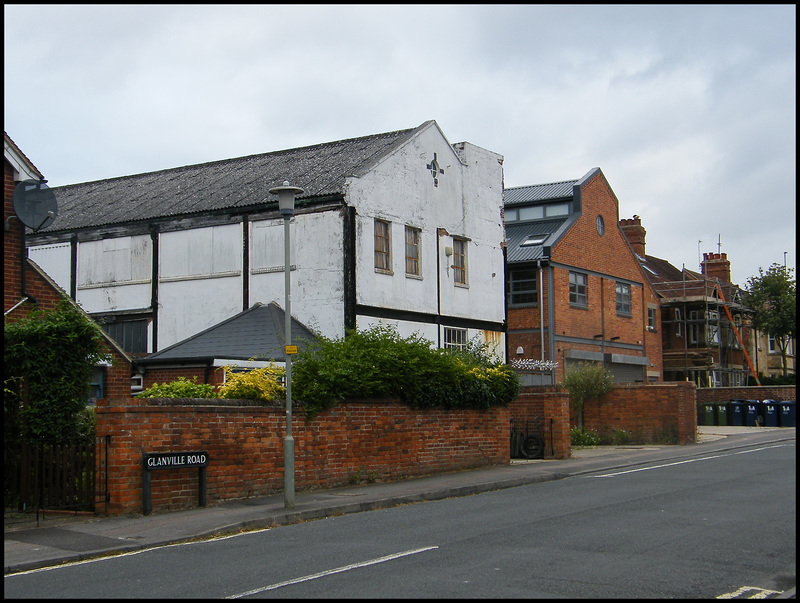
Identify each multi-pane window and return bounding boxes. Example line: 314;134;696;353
374;219;391;273
508;268;538;305
675;308;682;337
453;238;467;285
647;306;657;331
569;272;587;306
443;327;468;351
405;226;421;276
616;282;631;315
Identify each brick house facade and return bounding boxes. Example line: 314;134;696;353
620;214;760;388
505;168;663;386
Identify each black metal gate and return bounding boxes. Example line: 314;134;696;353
4;438;97;514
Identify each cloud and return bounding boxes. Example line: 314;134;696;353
4;4;795;285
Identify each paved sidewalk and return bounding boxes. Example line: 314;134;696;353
5;426;793;575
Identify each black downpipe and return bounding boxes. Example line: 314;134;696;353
20;226;38;306
150;225;159;352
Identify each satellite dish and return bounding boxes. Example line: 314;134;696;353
12;179;58;231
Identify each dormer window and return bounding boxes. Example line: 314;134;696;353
505;202;570;223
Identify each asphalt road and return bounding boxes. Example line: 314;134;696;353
5;438;795;598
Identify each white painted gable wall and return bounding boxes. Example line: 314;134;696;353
28;124;505;358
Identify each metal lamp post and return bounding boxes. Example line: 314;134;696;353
269;181;304;509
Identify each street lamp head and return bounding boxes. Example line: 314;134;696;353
269;181;304;217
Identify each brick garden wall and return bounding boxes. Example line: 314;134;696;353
507;387;571;459
695;386;795;404
95;397;511;515
574;382;697;444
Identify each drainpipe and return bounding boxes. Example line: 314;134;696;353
20;219;38;307
538;260;545;361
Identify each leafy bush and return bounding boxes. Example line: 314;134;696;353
137;376;218;399
5;300;108;441
599;428;632;446
570;426;601;446
293;326;520;416
217;364;285;402
749;374;796;386
75;405;97;445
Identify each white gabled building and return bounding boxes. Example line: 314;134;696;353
26;121;507;362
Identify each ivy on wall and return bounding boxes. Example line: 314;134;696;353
4;300;108;442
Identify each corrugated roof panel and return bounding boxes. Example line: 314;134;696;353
505;219;566;263
505;180;577;206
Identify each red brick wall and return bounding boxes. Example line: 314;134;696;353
95;397;510;515
508;387;571;459
695;386;795;404
574;382;697;444
5;160;27;311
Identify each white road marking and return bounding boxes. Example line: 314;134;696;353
226;546;439;598
584;444;792;478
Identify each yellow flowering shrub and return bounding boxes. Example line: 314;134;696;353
217;364;286;402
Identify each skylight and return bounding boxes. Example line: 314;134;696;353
521;234;549;247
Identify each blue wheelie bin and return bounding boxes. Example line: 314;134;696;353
728;400;745;426
778;401;796;427
761;400;779;427
744;400;761;426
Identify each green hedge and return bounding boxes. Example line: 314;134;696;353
293;326;520;417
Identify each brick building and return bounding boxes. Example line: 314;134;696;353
619;214;758;388
4;132;132;401
505;168;662;385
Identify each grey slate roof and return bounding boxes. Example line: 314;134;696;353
40;123;427;233
137;302;317;366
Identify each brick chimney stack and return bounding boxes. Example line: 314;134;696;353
619;215;646;257
701;252;732;284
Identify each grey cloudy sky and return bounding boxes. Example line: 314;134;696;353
4;4;796;286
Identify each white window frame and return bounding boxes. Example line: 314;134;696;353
443;327;468;351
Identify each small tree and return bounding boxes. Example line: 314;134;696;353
4;300;108;442
745;263;796;377
563;362;614;428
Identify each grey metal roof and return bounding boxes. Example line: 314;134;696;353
137;302;317;365
504;179;577;206
40;123;427;233
505;220;566;263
